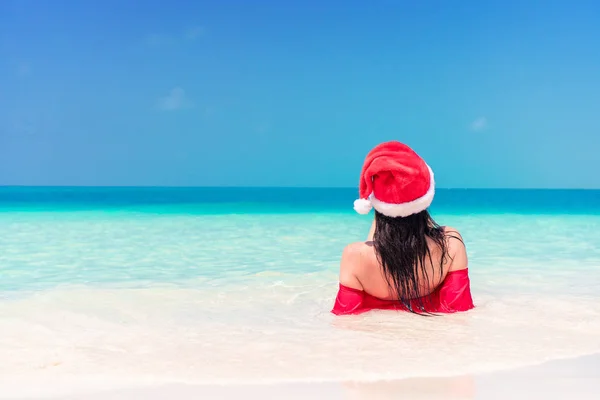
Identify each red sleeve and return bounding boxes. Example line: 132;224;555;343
331;270;474;316
331;284;366;315
436;269;475;312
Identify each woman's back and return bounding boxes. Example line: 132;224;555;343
339;225;468;301
332;140;474;315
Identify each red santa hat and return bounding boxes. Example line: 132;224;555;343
353;141;435;217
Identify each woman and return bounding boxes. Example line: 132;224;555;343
332;141;474;315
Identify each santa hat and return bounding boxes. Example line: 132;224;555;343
353;141;435;217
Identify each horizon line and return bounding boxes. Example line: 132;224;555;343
1;185;599;191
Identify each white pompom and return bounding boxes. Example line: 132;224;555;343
353;198;372;214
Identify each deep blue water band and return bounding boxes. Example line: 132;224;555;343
1;187;599;215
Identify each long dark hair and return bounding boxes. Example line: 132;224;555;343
372;209;450;314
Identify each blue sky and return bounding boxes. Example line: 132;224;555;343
1;0;599;188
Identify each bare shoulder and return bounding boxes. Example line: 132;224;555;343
338;242;370;290
443;226;463;240
442;226;468;272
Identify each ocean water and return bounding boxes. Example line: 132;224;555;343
1;187;600;396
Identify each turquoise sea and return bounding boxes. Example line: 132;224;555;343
1;187;600;395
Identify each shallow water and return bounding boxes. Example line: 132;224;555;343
1;189;599;391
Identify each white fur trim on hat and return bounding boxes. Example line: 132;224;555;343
353;198;373;214
368;166;435;218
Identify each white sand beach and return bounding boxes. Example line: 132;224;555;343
1;353;597;400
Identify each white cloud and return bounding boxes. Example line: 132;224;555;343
470;117;488;132
185;26;204;40
145;34;175;47
256;122;272;134
14;61;32;77
157;87;192;111
203;107;216;117
13;119;36;136
145;26;205;47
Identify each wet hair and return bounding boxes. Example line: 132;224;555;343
372;209;451;314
